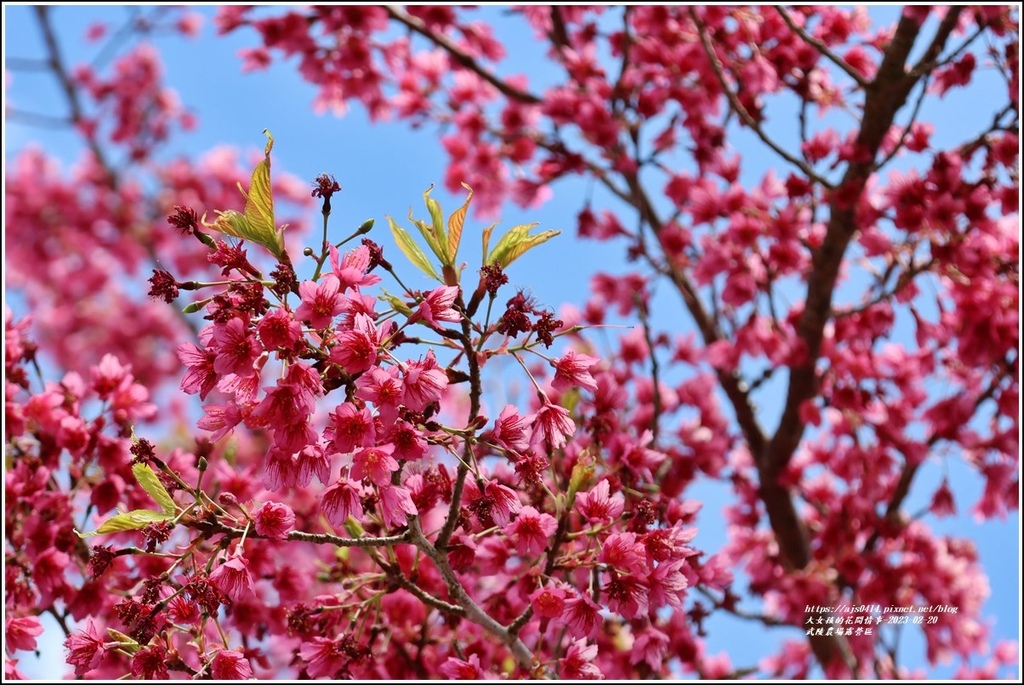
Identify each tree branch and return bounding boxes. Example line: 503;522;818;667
409;516;548;677
390;570;466;617
689;8;836;189
862;354;1014;553
754;9;968;675
909;8;981;78
202;521;410;548
35;6;117;187
383;5;542;105
773;7;870;88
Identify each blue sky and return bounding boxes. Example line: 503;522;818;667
3;5;1019;679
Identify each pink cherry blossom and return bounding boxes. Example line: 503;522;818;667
210;649;254;680
551;349;600;393
252;501;296;539
209;554;256;602
295;277;345;329
321;478;364;527
351;444;399;486
504;505;557;556
560;638;604;679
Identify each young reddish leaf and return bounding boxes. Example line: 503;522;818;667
447;183;474;264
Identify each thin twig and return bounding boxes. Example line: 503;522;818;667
689;8;835;189
774;6;870;88
408;516;549;677
873;77;931;172
390;572;466;617
384;5;541;105
5;109;73;128
209;523;410;549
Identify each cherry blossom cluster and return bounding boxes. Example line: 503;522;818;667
4;11;312;391
5;4;1019;680
6;158;726;678
213;4;1019;678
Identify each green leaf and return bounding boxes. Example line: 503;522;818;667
343;516;366;539
447;183;473;264
410;216;445;264
380;288;415;316
423;184;450;264
481;221;498;264
388;216;440;281
77;509;174;538
132;463;177;515
566;450;595;507
487;223;561;268
202;130;285;258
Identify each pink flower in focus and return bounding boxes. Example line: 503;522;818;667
330;244;382;291
257;308;302;352
604;573;649;619
378;484;417;528
327;402;376;454
504;505;557;556
531;399;575;450
561;591;602;639
296;443;331;486
386;420;429;462
167;594;200;625
210;649;254;680
351;444;399;486
598;533;647;575
321;478;364;527
484;480;522;526
177;341;218;400
295;277;344;329
355;366;404;423
415;285;462;326
211;317;263;377
131;643;169;679
530;585;567;619
331;313;379;374
262;449;302;492
198;402;248;442
252;501;295;539
551;350;600;393
576;479;625;524
64;619;104;676
209;554;256;602
485;405;533;454
402;350;448;411
647;559;689;610
559;638;604;679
